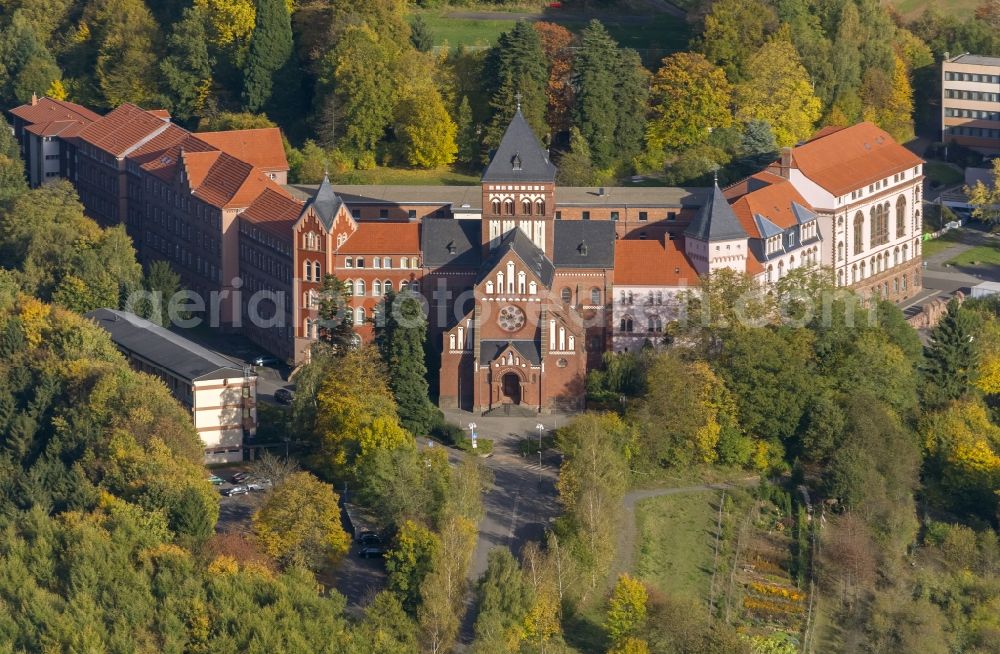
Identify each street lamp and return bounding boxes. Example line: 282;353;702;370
468;422;478;450
536;423;544;469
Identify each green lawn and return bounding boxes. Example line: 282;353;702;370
921;229;967;257
417;8;690;65
634;492;718;603
342;166;480;186
948;244;1000;267
890;0;980;18
924;161;965;188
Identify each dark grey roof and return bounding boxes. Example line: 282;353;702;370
482;109;556;183
421;219;482;268
480;340;541;365
553;221;615;268
947;53;1000;67
483;228;555;286
308;174;344;231
684;183;747;242
86;308;250;383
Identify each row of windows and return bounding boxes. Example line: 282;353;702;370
845;197;908;256
620;291;665;306
944;71;1000;83
846;245;913;284
303;260;322;282
945;108;1000;121
242;244;291;283
342;279;420;296
945;89;1000;102
490;198;546;216
558;287;603;305
763;247;820;283
947;126;1000;139
552;210;678;221
344;256;420;269
619;316;663;333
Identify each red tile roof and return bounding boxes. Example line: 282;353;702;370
614;237;699;286
779;122;923;196
147;109;171;119
196;128;289;172
339;223;421;254
181;150;222;190
726;172;814;238
128;128;214;181
9;97;101;128
241;188;304;239
74;103;169;157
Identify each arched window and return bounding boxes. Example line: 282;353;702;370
536;199;545;215
345;279;354;295
896;195;906;237
355;280;365;296
304;261;312;281
871;204;888;246
410;281;419;292
486;280;494;294
902;243;908;261
853;212;864;255
373;280;382;296
517;270;526;294
522;198;532;215
766;265;773;284
503;199;514;216
777;260;784;278
384;280;393;294
852;264;858;284
837;242;844;262
314;261;321;279
528;281;537;295
620;316;634;332
894;247;900;267
561;287;572;303
591;288;601;305
491;199;501;215
354;308;365;325
308;289;318;309
860;260;866;278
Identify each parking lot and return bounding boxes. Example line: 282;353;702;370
211;466;266;533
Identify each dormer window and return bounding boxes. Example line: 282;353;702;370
578;241;588;256
447;241;457;255
512;153;521;171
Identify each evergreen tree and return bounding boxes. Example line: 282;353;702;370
455;95;479;167
374;289;438;437
483;21;548;153
242;0;293;113
923;300;979;408
318;274;356;355
0;115;27;208
557;127;598;186
409;15;433;53
612;49;649;166
160;7;214;123
572;20;618;169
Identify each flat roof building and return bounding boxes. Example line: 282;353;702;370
86;308;257;463
942;53;1000;154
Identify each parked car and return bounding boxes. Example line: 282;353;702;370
230;472;250;484
222;485;249;497
247;479;272;492
207;474;224;485
357;531;386;558
252;355;280;367
274;388;294;405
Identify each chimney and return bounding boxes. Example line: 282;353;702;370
779;147;793;179
31;92;37;106
598;187;606;196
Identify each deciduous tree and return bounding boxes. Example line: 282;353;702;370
534;21;574;135
160;7;213;123
966;158;1000;224
647;52;732;152
606;574;648;645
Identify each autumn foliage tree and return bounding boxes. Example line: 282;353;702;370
647;52;733;152
534;21;574;136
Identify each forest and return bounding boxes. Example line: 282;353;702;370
1;0;999;186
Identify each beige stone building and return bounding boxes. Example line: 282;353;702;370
942;53;1000;154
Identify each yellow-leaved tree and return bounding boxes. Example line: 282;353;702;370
194;0;255;48
605;574;648;645
735;28;822;147
646;52;733;152
251;471;350;570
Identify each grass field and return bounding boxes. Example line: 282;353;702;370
890;0;981;18
921;229;966;257
924;161;965;188
417;8;690;66
342;166;480;186
948;243;1000;267
633;492;718;603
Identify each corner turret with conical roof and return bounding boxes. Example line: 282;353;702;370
683;181;749;275
481;107;557;258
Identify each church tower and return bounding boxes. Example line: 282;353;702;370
683;181;749;275
480;106;557;257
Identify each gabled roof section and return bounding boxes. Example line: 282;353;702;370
181;150;223;189
128;129;215;181
753;214;783;239
9;96;101;128
74;103;170;157
553;221;615;268
790;202;816;225
480;340;541;366
779;121;923;196
197;128;289;172
241;188;303;240
726;172;815;238
306;175;344;231
86;308;252;382
339;223;421;254
422;219;481;268
684;182;747;242
188;151;288;210
482;227;555;287
614;237;699;286
482;108;556;183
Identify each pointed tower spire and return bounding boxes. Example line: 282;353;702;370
684;181;747;243
482;109;556;183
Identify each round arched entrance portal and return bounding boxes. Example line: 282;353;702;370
501;372;522;405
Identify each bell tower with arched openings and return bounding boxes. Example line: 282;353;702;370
480;105;557;258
